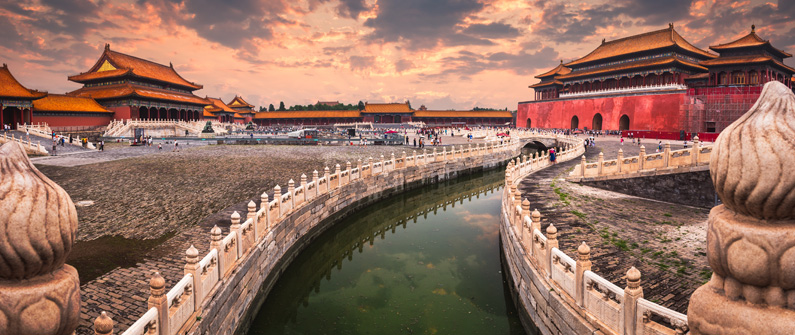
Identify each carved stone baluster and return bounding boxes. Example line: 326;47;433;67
0;142;81;335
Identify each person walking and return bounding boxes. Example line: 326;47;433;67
51;140;57;156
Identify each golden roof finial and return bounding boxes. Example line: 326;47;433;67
751;24;755;33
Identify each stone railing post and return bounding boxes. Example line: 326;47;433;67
148;272;169;335
380;154;385;169
273;185;282;215
247;200;257;236
185;245;202;307
531;208;541;233
617;148;624;173
597;152;604;175
287;179;296;208
390;153;395;170
513;189;522;232
443;146;447;160
230;211;242;257
575;242;591;307
312;170;319;194
300;173;307;193
520;198;530;236
663;142;671;167
638;145;646;170
334;165;341;186
260;192;269;233
94;311;114;335
581;155;587;177
323;167;330;187
624;267;643;335
357;159;362;174
509;181;518;222
691;135;700;165
546;224;558;279
687;82;795;334
210;225;223;272
346;161;352;178
401;151;407;167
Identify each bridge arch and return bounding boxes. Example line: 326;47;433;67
571;115;579;129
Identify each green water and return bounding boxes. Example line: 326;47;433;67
247;170;529;335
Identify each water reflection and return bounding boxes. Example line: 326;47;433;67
247;170;527;335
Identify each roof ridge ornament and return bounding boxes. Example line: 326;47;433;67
751;24;755;33
105;43;110;50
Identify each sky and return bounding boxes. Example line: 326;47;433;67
1;0;794;110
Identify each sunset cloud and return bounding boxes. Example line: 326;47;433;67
0;0;793;110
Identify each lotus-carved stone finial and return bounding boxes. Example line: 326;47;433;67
711;81;795;220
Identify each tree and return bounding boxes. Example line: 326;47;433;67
278;101;285;111
358;101;365;111
268;104;275;111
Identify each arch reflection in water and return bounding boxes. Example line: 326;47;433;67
248;170;528;335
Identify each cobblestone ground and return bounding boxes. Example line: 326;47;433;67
518;136;711;314
32;143;425;334
37;144;410;241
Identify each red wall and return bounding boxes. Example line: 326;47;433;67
34;115;114;129
108;106;132;120
517;93;686;132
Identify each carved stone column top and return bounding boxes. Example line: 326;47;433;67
711;81;795;220
626;266;641;289
0;142;78;280
94;311;114;335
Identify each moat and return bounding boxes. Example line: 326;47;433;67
246;170;529;335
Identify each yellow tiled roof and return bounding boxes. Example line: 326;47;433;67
204;97;236;113
529;80;564;88
69;44;203;89
363;103;411;113
227;95;254;108
69;84;209;105
565;25;715;67
535;61;571;79
33;94;110;113
556;57;706;80
700;55;795;73
709;28;792;58
0;64;47;99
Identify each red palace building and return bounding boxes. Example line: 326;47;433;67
67;44;208;122
518;24;794;139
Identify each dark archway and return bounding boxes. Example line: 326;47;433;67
592;113;602;130
139;106;149;120
150;107;158;120
619;114;630;131
168;108;178;120
526;118;531;128
3;107;21;129
570;115;579;129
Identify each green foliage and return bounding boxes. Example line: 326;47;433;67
287;102;359;111
278;101;286;111
268;104;275;111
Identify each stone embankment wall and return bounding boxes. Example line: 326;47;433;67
99;130;579;335
501;146;694;335
580;168;718;208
